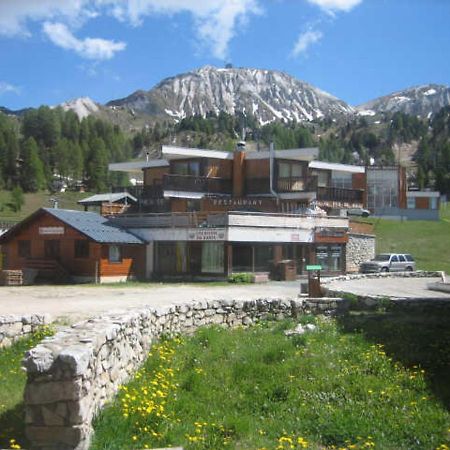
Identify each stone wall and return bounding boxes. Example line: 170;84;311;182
23;298;306;450
346;233;376;273
0;314;51;348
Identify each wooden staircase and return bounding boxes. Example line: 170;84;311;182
25;258;71;284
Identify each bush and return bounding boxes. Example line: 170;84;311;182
227;272;253;283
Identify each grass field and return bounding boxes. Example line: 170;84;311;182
91;317;450;450
0;326;54;449
0;190;93;223
370;203;450;273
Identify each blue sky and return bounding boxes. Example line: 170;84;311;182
0;0;449;110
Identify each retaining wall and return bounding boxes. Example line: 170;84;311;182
23;298;308;450
346;233;376;273
0;314;51;348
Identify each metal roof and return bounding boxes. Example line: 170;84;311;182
108;159;169;173
309;160;365;174
162;145;234;160
78;192;137;205
42;208;144;244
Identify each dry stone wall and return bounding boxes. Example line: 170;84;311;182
23;298;305;450
346;233;376;273
0;314;51;348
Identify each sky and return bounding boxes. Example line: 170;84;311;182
0;0;449;110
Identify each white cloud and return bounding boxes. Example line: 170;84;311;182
0;0;261;60
0;81;20;96
307;0;362;14
43;22;126;60
291;29;323;57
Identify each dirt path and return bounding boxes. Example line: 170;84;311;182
0;282;300;323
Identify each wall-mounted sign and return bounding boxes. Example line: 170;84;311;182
39;226;64;235
211;198;263;207
188;229;226;241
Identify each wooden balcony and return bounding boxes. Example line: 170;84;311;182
162;174;232;194
317;186;364;204
112;185;163;199
245;176;317;195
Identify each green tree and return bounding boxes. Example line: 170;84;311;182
9;186;24;212
20;137;47;192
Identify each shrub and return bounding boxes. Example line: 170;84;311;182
227;272;253;283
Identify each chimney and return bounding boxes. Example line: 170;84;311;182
233;141;246;197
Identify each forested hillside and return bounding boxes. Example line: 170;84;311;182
1;104;450;201
0;107;131;195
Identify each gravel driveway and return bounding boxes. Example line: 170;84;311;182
0;281;300;323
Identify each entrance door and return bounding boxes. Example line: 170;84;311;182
44;240;60;259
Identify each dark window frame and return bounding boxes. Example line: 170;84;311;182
108;245;122;263
74;240;89;259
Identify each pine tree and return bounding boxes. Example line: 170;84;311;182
20;137;47;192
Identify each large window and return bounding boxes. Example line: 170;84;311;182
74;240;89;258
109;245;122;263
201;243;224;273
278;161;304;178
331;171;352;189
18;240;31;258
315;245;343;273
172;160;201;176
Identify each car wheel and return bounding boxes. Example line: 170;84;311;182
406;266;413;271
362;212;369;217
381;267;389;273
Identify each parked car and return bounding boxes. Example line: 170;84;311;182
347;207;371;218
359;253;416;273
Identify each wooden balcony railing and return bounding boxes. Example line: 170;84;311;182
317;186;364;204
245;176;318;195
162;174;232;194
112;184;163;199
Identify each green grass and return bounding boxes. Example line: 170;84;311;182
0;190;94;222
0;326;54;449
358;204;450;274
90;317;450;450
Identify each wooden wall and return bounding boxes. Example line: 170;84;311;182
245;159;270;178
99;245;146;279
1;211;145;280
144;167;167;185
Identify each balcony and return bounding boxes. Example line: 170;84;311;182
112;185;163;199
317;186;364;204
245;176;317;195
162;174;232;194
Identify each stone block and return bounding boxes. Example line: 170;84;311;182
58;346;93;376
25;379;83;405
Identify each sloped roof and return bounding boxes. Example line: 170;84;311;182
78;192;137;205
0;208;144;245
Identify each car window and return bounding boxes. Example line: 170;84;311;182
390;255;399;262
405;254;414;261
373;254;390;261
398;255;406;262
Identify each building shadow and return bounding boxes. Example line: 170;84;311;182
336;309;450;410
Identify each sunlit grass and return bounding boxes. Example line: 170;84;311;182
91;317;450;450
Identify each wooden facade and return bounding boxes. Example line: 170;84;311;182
0;209;145;283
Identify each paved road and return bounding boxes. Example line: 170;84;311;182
325;276;450;299
0;282;301;323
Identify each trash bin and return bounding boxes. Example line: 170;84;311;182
279;260;297;281
306;265;322;297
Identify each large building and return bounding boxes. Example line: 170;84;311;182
106;145;370;280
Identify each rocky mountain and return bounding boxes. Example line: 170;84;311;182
357;84;450;118
59;97;100;119
107;65;354;124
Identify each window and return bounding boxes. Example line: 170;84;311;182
405;254;414;262
18;240;31;258
172;160;201;176
278;161;303;178
44;240;60;259
390;255;399;262
398;255;406;262
407;196;416;209
430;197;438;209
109;245;122;263
74;240;89;258
201;243;224;273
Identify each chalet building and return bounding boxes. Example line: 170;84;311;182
105;145;369;280
0;208;145;283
